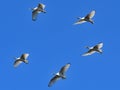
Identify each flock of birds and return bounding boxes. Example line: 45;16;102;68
13;3;104;87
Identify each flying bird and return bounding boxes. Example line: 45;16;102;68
32;3;46;21
82;42;103;56
48;63;71;87
74;10;95;25
14;53;29;67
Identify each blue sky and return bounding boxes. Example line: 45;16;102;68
0;0;120;89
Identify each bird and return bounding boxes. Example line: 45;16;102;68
82;42;103;56
48;63;71;87
32;3;46;21
74;10;95;25
13;53;29;67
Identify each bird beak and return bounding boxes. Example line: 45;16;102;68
77;17;81;19
14;57;17;60
85;46;90;49
29;8;34;11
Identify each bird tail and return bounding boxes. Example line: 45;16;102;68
24;60;29;64
42;10;46;13
97;49;102;54
89;19;94;24
61;75;66;79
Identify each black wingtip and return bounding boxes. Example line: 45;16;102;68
48;84;51;87
32;19;36;21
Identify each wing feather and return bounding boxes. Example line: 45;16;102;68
38;3;45;10
74;19;86;25
96;42;103;49
85;10;95;19
20;53;29;60
82;49;96;56
48;75;61;87
14;59;23;67
32;10;39;21
59;63;71;75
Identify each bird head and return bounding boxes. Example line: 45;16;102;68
77;17;81;19
14;57;20;60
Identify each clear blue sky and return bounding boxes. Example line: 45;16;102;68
0;0;120;89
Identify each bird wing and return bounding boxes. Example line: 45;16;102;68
20;53;29;60
74;19;86;25
85;10;95;19
14;59;23;67
59;63;71;75
82;49;96;56
48;75;61;87
94;42;103;49
38;3;45;10
32;10;39;21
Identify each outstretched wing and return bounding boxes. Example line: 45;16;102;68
32;10;39;21
94;42;103;49
14;59;23;67
74;19;86;25
82;49;96;56
20;53;29;60
59;63;71;75
85;10;95;19
38;3;45;10
48;75;61;87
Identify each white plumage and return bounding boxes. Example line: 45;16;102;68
32;3;46;21
74;10;95;25
14;53;29;67
48;63;71;87
82;42;103;56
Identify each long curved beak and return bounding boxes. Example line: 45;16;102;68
77;17;81;19
14;57;17;60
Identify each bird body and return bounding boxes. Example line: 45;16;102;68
14;53;29;67
48;63;70;87
82;42;103;56
74;10;95;25
32;3;46;21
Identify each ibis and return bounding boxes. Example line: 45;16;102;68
14;53;29;67
74;10;95;25
82;42;103;56
32;3;46;21
48;63;71;87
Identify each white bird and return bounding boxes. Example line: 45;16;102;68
14;53;29;67
82;42;103;56
74;10;95;25
48;63;71;87
32;3;46;21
